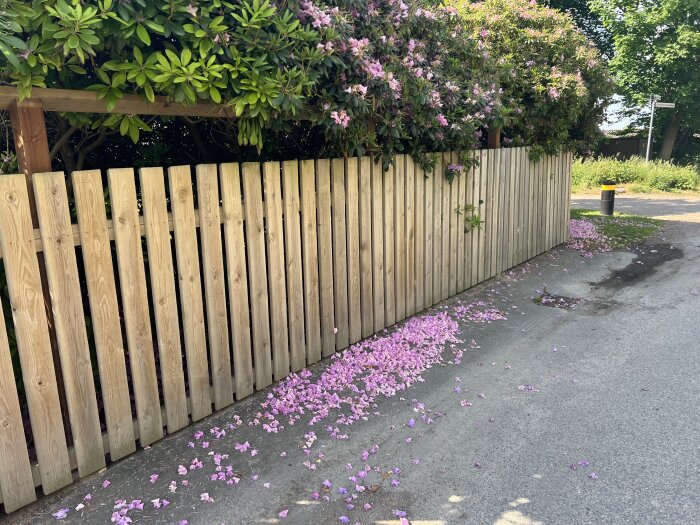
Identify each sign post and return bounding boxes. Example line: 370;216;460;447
645;96;675;161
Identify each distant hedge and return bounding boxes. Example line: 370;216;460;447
572;157;700;192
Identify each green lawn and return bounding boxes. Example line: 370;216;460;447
570;208;662;249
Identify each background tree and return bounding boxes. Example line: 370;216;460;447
544;0;614;59
591;0;700;160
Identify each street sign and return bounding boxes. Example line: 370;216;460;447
655;102;676;108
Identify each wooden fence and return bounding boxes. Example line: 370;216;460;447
0;147;571;512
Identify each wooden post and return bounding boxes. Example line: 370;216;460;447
9;99;51;221
487;127;501;149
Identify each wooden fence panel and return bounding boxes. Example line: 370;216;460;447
242;163;274;383
470;157;480;287
371;159;385;332
33;172;105;476
196;164;234;408
316;159;336;358
331;158;350;351
440;153;450;300
394;155;406;321
477;150;488;283
108;168;163;447
497;149;509;274
383;161;396;326
358;157;374;338
456;162;466;292
405;158;416;314
300;160;322;363
414;164;425;310
448;153;459;296
73;169;135;461
463;154;474;289
345;158;361;344
0;296;36;512
432;154;443;302
263;162;291;379
220;163;255;396
521;148;530;264
139;167;189;432
281;160;306;372
169;165;213;420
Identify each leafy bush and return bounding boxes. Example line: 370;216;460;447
0;0;610;171
572;156;700;192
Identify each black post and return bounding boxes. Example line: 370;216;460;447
600;183;615;216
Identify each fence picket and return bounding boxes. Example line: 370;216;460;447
405;157;416;314
448;153;459;296
169;165;213;420
331;158;350;350
414;163;425;309
371;159;385;332
316;159;336;357
300;160;322;363
424;165;434;305
242;163;274;384
262;162;291;379
440;153;450;300
220;163;255;396
345;158;362;344
383;163;396;325
139;167;189;432
73;169;135;461
359;157;374;337
33;172;105;476
395;156;406;320
0;298;36;512
196;164;234;405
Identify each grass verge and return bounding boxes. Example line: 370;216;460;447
570;208;662;249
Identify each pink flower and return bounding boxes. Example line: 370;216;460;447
149;474;158;483
330;110;351;129
200;492;214;503
178;465;187;475
52;508;69;519
279;509;289;518
436;114;449;127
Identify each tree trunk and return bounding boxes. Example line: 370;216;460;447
659;112;681;160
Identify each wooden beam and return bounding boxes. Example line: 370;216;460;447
0;86;234;117
487;127;501;149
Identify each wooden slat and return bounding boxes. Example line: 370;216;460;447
405;157;416;315
316;159;336;358
394;156;406;320
431;154;442;302
521;148;530;263
491;149;501;276
241;163;274;384
477;150;488;284
262;162;291;378
470;156;480;287
331;158;350;350
263;162;291;378
139;167;189;433
448;153;459;295
196;164;234;406
168;166;212;420
440;153;450;300
464;154;474;289
414;163;425;309
0;174;72;493
486;150;497;278
33;172;105;476
281;161;306;371
423;164;434;305
497;149;509;273
371;158;385;332
0;299;36;512
345;158;362;344
359;157;374;337
108;168;163;447
455;161;466;292
72;170;135;462
508;150;518;267
528;152;537;260
220;163;255;396
300;160;322;363
383;162;396;326
566;151;572;241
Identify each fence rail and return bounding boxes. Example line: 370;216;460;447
0;147;571;512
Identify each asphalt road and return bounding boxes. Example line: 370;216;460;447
7;195;700;525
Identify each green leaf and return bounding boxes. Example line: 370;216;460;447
67;35;80;49
0;42;21;69
136;24;151;46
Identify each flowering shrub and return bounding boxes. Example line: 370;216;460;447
448;0;613;159
0;0;608;171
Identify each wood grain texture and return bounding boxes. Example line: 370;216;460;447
196;164;234;407
424;165;434;304
72;169;135;462
281;161;307;371
0;299;36;512
405;157;416;314
370;158;385;332
300;160;322;364
139;167;189;433
220;163;254;397
414;163;425;310
447;153;459;296
463;153;474;289
108;168;163;447
477;150;488;284
394;156;406;321
316;159;336;358
432;154;443;302
345;158;361;344
455;159;466;292
33;172;105;476
440;153;451;299
358;157;374;337
241;163;274;385
168;165;213;420
331;158;349;351
0;174;72;493
383;163;396;326
263;162;291;378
